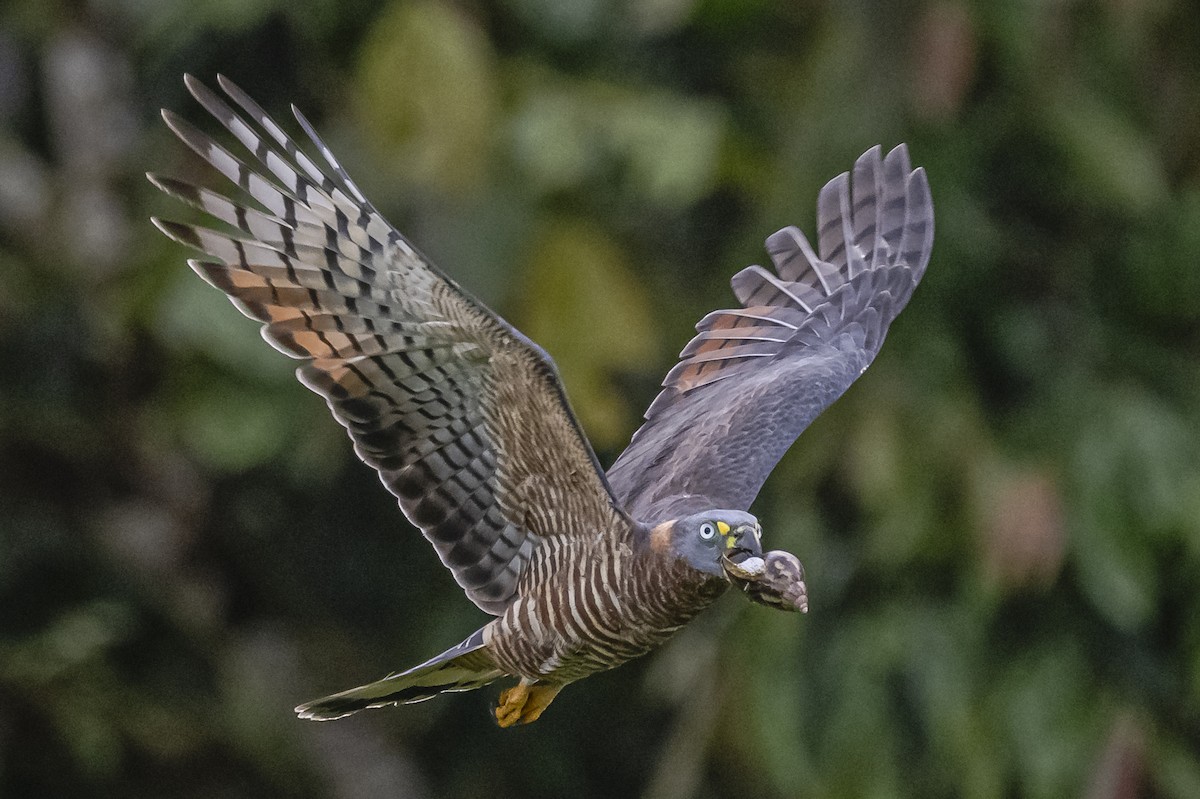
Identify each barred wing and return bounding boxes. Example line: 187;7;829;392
151;75;626;614
608;145;933;521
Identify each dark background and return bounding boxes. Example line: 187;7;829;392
2;1;1198;797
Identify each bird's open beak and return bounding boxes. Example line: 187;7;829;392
723;524;762;563
719;524;764;585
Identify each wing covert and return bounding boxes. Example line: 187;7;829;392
151;75;626;614
607;144;933;521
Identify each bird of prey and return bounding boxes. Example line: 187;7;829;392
150;75;933;727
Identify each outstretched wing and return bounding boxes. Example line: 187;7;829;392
607;144;933;521
150;75;627;614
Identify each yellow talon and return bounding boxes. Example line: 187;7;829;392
494;681;563;727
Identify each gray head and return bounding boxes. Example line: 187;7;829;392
651;509;763;577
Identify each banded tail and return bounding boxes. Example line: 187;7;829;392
295;629;502;721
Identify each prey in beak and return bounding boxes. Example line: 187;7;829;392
720;524;808;613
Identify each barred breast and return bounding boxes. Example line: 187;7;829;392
485;530;728;683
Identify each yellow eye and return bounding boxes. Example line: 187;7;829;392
699;522;716;540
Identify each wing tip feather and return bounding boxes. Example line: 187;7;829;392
151;216;203;250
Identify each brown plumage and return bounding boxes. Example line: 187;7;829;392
487;523;728;685
150;75;932;725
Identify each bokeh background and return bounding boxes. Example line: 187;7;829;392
2;0;1199;796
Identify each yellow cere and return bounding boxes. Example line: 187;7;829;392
717;521;731;535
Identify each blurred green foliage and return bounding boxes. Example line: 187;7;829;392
1;0;1198;797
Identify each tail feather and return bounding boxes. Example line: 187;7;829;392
296;628;502;721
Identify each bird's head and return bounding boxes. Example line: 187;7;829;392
651;509;763;577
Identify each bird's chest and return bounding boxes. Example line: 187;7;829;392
488;540;726;682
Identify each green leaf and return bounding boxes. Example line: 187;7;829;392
517;219;658;448
356;1;498;194
155;270;291;382
1046;90;1168;216
1066;391;1195;631
510;78;726;208
176;380;297;473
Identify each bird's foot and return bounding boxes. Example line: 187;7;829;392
495;682;529;727
494;680;562;727
518;683;562;724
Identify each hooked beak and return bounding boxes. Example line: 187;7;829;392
723;523;763;562
719;524;764;585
